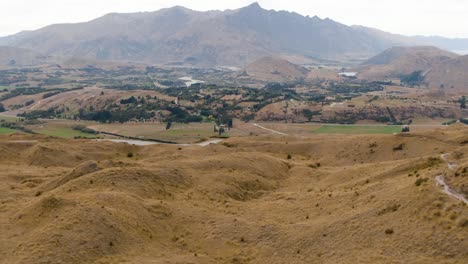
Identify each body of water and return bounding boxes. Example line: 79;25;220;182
179;76;205;87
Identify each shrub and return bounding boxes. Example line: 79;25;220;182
385;228;394;234
287;154;292;159
458;218;468;228
393;143;405;151
222;142;235;148
71;125;98;134
415;178;428;186
308;162;321;169
127;152;134;158
377;204;401;215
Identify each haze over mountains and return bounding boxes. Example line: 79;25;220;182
1;2;468;67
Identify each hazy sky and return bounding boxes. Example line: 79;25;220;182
1;0;467;38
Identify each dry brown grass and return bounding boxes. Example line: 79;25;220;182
0;126;467;263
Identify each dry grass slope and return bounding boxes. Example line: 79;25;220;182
0;126;467;263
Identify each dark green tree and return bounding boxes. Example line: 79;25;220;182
460;96;466;109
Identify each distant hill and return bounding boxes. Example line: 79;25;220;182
356;46;458;80
1;3;468;67
356;46;468;89
245;57;309;82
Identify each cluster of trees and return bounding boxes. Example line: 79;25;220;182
328;83;384;94
77;108;156;123
120;96;138;104
19;107;64;119
460;96;466;109
0;121;33;134
75;106;205;124
302;109;320;122
400;71;425;86
43;91;61;99
0;87;46;101
71;125;98;134
165;106;203;123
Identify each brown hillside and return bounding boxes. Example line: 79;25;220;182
425;55;468;90
0;126;467;263
245;57;309;82
357;46;458;80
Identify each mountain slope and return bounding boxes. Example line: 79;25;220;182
356;46;458;80
0;46;55;67
425;55;468;89
1;3;468;66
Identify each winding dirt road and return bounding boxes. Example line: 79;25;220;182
252;123;288;136
437;154;467;204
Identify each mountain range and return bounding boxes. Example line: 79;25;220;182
1;2;468;66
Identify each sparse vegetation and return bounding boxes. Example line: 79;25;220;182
378;204;401;215
71;125;98;135
393;143;405;151
415;178;429;186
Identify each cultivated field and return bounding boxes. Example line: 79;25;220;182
0;127;15;134
313;125;402;134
